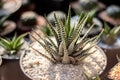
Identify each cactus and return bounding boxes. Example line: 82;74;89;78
21;11;37;26
106;5;120;19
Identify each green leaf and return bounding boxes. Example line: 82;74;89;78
0;38;11;50
11;34;17;44
45;16;59;45
54;13;62;44
65;6;71;37
87;9;97;24
69;14;88;44
31;46;56;63
13;33;28;49
103;22;111;34
111;26;120;35
15;42;24;50
0;41;10;50
79;24;95;44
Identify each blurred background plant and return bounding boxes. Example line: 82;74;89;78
101;23;120;45
0;33;28;55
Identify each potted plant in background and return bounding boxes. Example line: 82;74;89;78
99;5;120;26
71;0;106;13
0;15;16;37
71;9;103;37
0;0;23;37
20;8;107;80
0;33;28;59
17;11;46;35
99;23;120;49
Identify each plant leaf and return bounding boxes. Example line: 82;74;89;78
13;33;28;49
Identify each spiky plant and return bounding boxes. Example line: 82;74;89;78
0;33;28;54
30;7;103;64
102;23;120;45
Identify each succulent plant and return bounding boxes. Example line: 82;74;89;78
106;5;120;19
30;7;103;64
0;33;28;54
80;0;98;10
102;23;120;45
21;11;37;26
